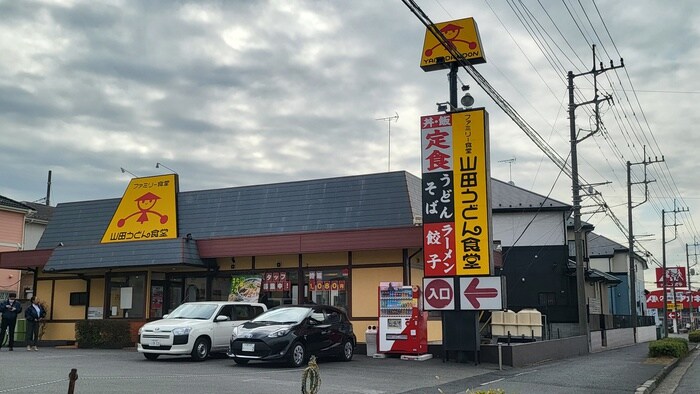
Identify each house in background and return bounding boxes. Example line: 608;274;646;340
588;232;648;317
19;201;54;299
0;195;35;299
491;179;580;337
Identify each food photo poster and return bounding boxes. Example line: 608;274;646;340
229;275;262;302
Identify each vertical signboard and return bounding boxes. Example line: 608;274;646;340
421;114;456;276
452;109;492;276
421;109;492;277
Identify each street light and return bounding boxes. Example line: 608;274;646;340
120;167;138;178
155;162;177;174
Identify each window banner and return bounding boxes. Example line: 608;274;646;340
229;274;262;302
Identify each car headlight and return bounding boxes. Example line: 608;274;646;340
267;327;291;338
172;327;192;336
138;326;144;335
231;326;240;340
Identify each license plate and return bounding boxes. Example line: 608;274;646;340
242;343;255;352
149;339;161;347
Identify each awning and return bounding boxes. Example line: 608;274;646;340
566;260;622;285
43;238;205;272
0;249;52;270
587;268;622;285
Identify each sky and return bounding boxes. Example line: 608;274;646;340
1;0;699;289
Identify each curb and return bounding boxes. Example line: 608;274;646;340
635;357;679;394
635;343;700;394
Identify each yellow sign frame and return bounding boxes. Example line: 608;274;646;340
420;17;486;72
452;109;493;276
101;174;179;243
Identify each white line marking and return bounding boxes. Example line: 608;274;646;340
480;378;505;386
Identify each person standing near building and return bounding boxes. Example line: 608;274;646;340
0;292;22;351
25;296;46;351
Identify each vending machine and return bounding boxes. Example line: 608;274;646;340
377;282;428;354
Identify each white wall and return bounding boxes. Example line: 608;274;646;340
589;256;612;272
493;211;566;247
24;222;46;250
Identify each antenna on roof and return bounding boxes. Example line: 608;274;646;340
498;157;516;185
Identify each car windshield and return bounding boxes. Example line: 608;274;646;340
166;303;218;320
252;307;311;324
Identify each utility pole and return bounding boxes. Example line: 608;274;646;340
568;45;623;349
687;241;700;329
627;146;663;342
661;202;689;337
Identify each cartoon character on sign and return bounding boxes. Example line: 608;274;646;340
117;192;168;227
424;23;477;56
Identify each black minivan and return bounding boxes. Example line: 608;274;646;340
228;305;356;367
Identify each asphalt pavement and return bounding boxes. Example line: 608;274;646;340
0;338;694;394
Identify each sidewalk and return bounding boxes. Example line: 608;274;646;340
635;333;694;394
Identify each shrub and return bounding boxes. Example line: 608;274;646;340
688;330;700;343
648;337;689;358
75;320;132;349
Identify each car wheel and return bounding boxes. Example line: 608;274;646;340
144;353;159;361
287;342;306;367
233;357;249;365
191;337;210;362
340;339;354;361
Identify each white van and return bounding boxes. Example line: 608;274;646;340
137;301;267;361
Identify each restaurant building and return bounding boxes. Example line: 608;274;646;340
0;171;427;344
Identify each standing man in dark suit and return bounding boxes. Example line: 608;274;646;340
25;296;46;351
0;292;22;351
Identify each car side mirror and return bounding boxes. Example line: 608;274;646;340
162;314;169;319
215;315;230;322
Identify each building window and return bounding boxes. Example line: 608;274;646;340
260;271;299;308
108;273;146;319
568;241;576;257
304;268;349;312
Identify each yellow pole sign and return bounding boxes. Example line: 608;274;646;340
452;109;492;276
101;174;178;243
420;17;486;72
421;109;493;277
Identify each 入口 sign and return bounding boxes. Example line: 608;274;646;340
423;277;455;311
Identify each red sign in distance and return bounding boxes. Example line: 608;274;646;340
423;278;455;310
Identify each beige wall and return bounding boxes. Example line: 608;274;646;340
304;252;346;267
36;280;53;310
53;279;88;320
353;249;402;265
255;254;298;269
351;266;403;318
89;278;105;308
216;256;253;271
42;322;77;341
